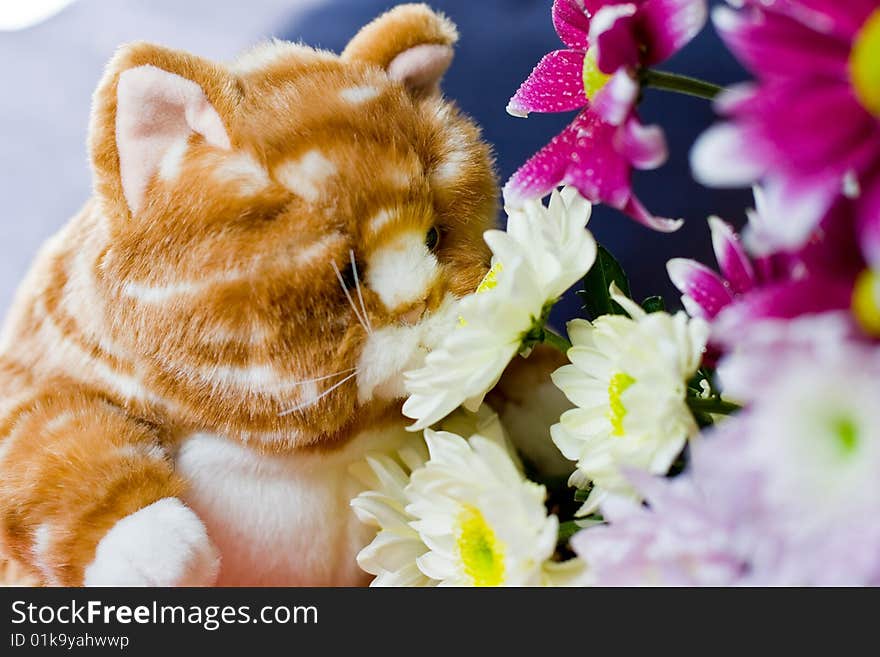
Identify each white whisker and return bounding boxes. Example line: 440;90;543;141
349;249;372;334
287;367;358;387
278;369;359;416
331;259;371;334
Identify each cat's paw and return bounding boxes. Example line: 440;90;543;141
84;498;220;586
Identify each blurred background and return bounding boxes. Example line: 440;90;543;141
0;0;754;321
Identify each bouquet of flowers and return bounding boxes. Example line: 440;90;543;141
352;0;880;586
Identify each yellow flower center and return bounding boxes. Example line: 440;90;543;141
607;372;636;437
850;9;880;117
582;47;612;100
459;262;505;327
832;416;859;456
852;268;880;336
456;504;505;586
477;261;504;294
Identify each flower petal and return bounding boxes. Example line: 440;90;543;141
504;128;575;206
591;69;639;126
711;276;854;345
506;109;675;232
623;195;684;232
640;0;708;65
857;168;880;268
720;75;875;179
506;49;588;118
708;216;755;294
737;0;876;42
590;3;641;73
504;110;627;207
552;0;593;49
667;258;735;318
615;116;668;170
565;138;631;209
690;121;766;187
608;281;646;319
713;4;849;79
742;175;839;256
680;294;710;320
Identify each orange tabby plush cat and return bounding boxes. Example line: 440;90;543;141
0;4;499;586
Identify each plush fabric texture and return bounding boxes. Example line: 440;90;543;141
0;3;498;586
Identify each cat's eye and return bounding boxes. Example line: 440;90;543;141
425;226;440;252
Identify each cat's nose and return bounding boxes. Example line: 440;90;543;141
399;301;427;326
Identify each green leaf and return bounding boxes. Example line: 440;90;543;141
557;520;581;544
641;295;666;313
577;246;632;319
573;488;591;502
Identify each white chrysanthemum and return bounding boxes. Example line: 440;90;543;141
350;444;432;587
407;429;559;586
352;410;582;586
551;284;709;515
403;187;597;430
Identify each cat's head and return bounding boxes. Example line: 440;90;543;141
87;4;497;448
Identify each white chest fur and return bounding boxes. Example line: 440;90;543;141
174;424;414;586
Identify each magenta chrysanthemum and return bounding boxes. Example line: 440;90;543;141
504;0;707;231
692;0;880;261
666;204;860;346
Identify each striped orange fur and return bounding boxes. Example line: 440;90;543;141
0;4;498;586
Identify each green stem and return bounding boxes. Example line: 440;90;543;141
542;329;572;354
641;69;723;101
687;396;742;416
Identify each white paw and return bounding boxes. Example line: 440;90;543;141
84;498;220;587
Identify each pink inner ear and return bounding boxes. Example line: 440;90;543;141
116;65;230;214
387;44;453;93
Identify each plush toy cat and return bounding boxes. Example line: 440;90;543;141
0;3;507;586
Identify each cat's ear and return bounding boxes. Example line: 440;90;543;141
89;42;241;217
341;3;458;96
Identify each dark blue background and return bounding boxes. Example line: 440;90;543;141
283;0;755;321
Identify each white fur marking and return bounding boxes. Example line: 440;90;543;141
0;439;12;466
339;85;381;104
43;411;76;435
122;271;243;304
123;233;340;307
32;523;60;585
117;443;167;463
201;322;271;345
198;364;284;391
368;209;395;234
432;157;466;185
190;363;342;398
275;150;337;203
213;152;270;195
432;125;470;185
32;299;157;404
387;166;414;189
366;232;439;310
294;232;343;265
